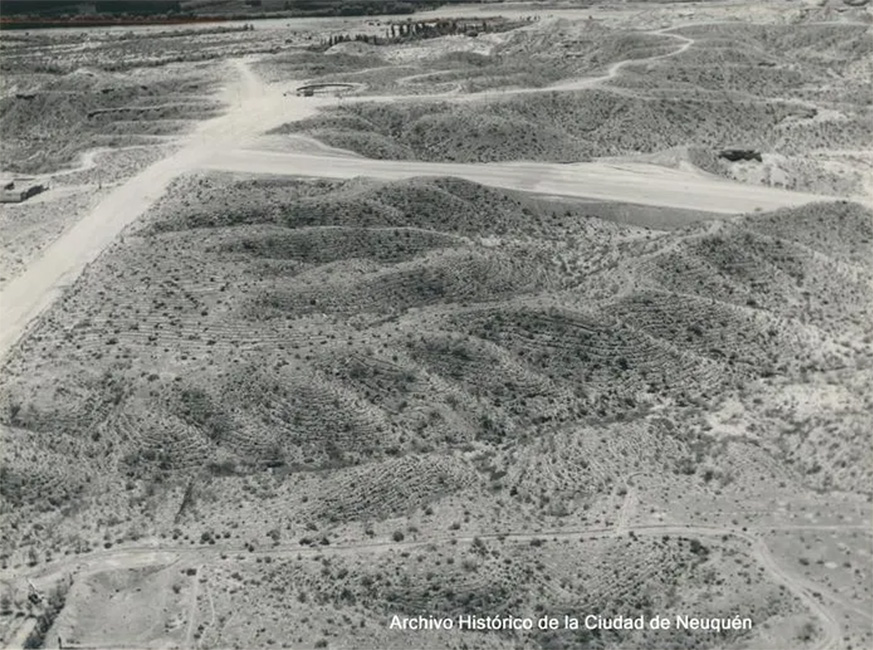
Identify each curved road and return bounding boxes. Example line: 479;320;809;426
0;28;856;360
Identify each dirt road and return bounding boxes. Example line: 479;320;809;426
204;148;837;214
0;148;201;358
8;521;861;650
0;30;853;360
547;30;695;92
0;64;314;360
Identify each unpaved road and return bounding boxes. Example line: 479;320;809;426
0;63;319;360
548;30;695;92
204;148;837;214
8;522;862;650
0;30;853;360
0;148;203;358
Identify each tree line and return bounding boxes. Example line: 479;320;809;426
314;17;533;50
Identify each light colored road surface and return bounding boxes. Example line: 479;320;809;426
0;31;855;360
204;148;837;214
0;148;203;358
0;62;316;360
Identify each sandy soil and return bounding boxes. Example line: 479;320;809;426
2;46;852;360
3;40;854;361
205;147;839;214
0;61;316;358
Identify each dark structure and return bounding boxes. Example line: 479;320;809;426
719;149;763;163
1;180;48;203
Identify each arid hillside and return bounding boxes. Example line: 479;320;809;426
0;66;221;174
1;3;871;649
275;91;811;163
1;172;870;648
273;19;872;198
0;25;292;174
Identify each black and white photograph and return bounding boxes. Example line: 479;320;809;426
0;0;871;649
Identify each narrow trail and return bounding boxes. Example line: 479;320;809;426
393;68;459;87
613;471;641;537
746;536;842;650
6;522;863;650
183;565;202;649
547;30;694;92
23;143;172;182
341;26;697;103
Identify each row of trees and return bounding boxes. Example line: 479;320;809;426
316;17;530;49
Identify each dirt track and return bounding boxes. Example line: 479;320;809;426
205;148;837;214
546;29;695;92
0;28;859;360
0;63;315;360
0;148;203;358
8;521;863;650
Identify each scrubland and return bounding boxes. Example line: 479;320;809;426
0;145;174;290
256;24;679;94
0;24;297;174
1;4;872;649
0;64;221;174
277;91;808;163
49;533;807;650
1;170;870;648
274;20;872;198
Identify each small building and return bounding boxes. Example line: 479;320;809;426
0;180;47;203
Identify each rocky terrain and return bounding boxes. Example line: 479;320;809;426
274;18;872;199
2;171;871;648
0;2;871;649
